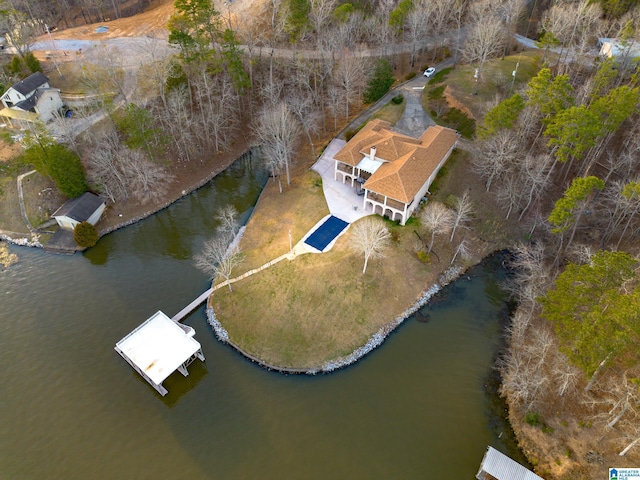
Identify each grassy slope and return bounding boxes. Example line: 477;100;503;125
210;148;516;369
445;51;542;119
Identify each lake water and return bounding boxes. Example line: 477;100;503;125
0;158;518;479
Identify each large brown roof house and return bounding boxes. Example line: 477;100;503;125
333;119;459;225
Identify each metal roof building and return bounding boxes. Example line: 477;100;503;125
115;311;205;396
476;446;544;480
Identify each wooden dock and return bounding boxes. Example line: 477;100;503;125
171;253;291;322
172;287;213;322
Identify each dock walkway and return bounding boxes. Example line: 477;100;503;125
172;252;292;322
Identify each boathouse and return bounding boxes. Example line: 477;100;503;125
52;192;106;231
476;446;543;480
115;311;205;396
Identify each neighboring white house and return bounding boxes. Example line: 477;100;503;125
333;119;459;225
0;72;63;125
52;192;106;231
598;37;640;60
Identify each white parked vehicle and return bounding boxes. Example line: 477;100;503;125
423;67;436;77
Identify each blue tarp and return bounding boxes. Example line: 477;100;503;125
304;216;349;251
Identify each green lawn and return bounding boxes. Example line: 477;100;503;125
445;51;542;119
420;51;543;137
371;96;406;125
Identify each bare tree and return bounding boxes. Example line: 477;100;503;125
350;217;391;275
124;149;174;204
499;341;550;412
552;354;581;398
497;0;526;58
134;37;176;109
92;44;129;101
286;89;321;156
599;179;640;249
565;243;596;265
405;0;430;67
541;0;602;68
517;153;554;221
325;82;343;131
87;129;174;204
475;130;522;192
194;236;244;292
499;318;555;412
495;175;524;220
289;56;331;134
420;201;454;253
0;8;35;58
463;5;505;95
326;10;365;51
602;373;640;429
451;237;470;265
253;102;302;191
192;72;240;153
451;0;468;66
158;87;197;163
50;105;94;154
332;57;367;121
365;0;395;56
504;242;551;315
309;0;337;45
216;205;239;239
450;192;473;241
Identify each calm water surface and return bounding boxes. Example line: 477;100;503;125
1;158;515;479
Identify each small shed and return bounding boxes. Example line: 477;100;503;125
476;446;544;480
52;192;106;231
115;311;205;396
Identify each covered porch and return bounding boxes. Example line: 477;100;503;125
334;155;381;187
363;190;411;225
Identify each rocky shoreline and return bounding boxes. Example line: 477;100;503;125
0;231;42;248
205;264;466;374
1;149;251;252
97;150;251;238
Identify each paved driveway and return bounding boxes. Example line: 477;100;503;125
311;139;372;224
392;78;436;138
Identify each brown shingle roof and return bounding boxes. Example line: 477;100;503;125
334;120;390;165
334;120;459;203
